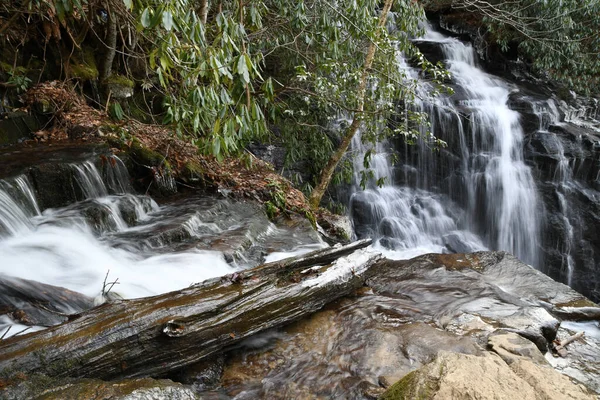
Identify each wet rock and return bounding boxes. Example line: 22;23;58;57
104;75;135;99
356;380;386;399
0;375;199;400
172;356;225;392
380;351;594;400
551;306;600;322
316;211;352;243
488;331;548;365
0;276;93;327
211;251;599;398
0;112;46;146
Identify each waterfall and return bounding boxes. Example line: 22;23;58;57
71;160;109;199
1;150;323;339
0;176;39;236
350;25;541;265
0;156;235;308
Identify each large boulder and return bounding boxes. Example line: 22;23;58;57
381;351;594;400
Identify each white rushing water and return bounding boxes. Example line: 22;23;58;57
349;25;540;265
0;154;327;338
0;157;235;306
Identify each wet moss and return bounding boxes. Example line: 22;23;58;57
104;74;134;88
380;369;439;400
181;161;205;182
380;371;420;400
435;253;483;271
118;139;169;170
555;298;597;308
70;49;98;81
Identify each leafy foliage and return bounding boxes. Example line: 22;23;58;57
450;0;600;94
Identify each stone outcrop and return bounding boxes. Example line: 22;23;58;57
381;351;594;400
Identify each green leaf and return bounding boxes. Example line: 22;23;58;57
141;8;152;28
212;137;221;157
237;55;250;85
162;10;174;31
55;1;66;24
150;7;164;29
123;0;133;11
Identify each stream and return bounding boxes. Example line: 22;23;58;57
0;23;599;400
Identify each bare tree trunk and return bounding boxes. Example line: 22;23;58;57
308;0;395;209
0;240;377;380
200;0;210;25
100;6;118;82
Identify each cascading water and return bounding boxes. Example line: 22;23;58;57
0;151;324;338
350;25;541;265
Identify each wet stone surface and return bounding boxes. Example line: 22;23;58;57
195;251;600;399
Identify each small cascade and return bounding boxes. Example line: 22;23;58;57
1;150;325;338
102;155;132;194
71;160;109;199
0;155;235;304
0;177;38;236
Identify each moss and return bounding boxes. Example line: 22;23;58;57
0;61;12;73
380;371;420;400
181;161;206;183
71;64;98;81
380;369;440;400
435;253;483;271
129;141;171;169
69;48;98;81
555;298;598;308
0;62;27;75
104;74;134;88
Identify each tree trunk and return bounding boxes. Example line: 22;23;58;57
199;0;210;25
0;240;377;380
308;0;395;209
100;6;118;82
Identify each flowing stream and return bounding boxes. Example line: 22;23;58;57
0;149;323;337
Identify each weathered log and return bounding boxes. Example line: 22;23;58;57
0;239;378;380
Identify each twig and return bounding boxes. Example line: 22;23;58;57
0;325;11;340
34;302;71;318
13;326;31;336
101;269;111;296
106;278;120;295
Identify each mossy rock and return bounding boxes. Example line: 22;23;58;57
105;75;135;99
0;112;44;146
71;63;98;81
104;74;135;88
70;48;99;81
181;161;205;183
380;371;431;400
121;139;177;197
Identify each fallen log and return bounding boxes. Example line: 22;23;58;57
0;239;378;380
